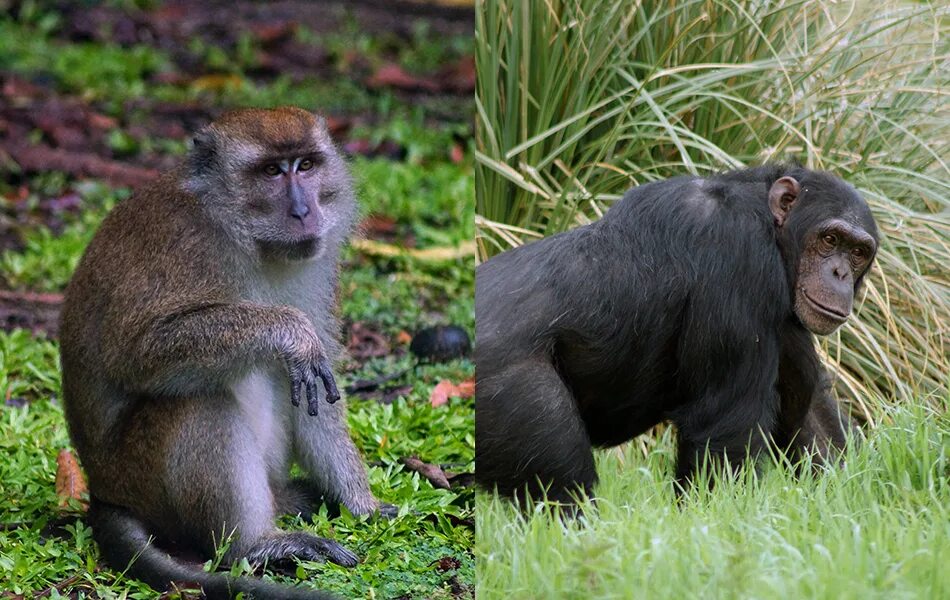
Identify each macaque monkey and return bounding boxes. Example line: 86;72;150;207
60;107;393;599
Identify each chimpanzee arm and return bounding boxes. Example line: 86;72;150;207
775;322;859;465
671;322;781;490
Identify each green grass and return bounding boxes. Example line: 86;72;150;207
474;2;948;598
1;353;474;600
477;401;949;599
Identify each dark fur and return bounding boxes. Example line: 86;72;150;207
475;165;877;503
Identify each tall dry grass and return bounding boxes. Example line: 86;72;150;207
475;0;949;415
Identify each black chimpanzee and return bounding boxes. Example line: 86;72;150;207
475;165;878;504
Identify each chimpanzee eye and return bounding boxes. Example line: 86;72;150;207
852;247;866;259
822;234;837;247
298;158;314;172
263;164;281;177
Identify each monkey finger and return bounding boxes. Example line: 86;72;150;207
377;502;400;519
308;538;359;568
316;357;341;404
305;378;320;417
288;367;302;408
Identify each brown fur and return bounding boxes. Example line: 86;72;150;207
60;107;387;599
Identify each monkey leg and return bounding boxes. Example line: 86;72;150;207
291;393;384;517
476;358;596;506
159;396;357;568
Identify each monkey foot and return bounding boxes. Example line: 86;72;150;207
250;532;359;570
301;537;359;567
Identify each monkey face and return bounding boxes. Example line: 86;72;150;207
186;107;357;262
245;153;329;261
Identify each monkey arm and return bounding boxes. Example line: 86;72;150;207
102;302;326;399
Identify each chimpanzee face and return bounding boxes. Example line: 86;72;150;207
793;218;876;334
769;173;878;335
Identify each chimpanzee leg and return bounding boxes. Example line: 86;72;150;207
476;358;596;505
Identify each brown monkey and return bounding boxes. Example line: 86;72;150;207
60;107;394;600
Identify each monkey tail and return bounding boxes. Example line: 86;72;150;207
87;499;338;600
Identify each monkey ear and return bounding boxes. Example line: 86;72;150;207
768;176;800;227
187;129;216;176
310;112;331;139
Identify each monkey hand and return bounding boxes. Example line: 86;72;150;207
281;333;341;416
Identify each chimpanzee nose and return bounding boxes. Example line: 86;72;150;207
831;257;851;281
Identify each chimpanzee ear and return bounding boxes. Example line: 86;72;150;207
769;176;801;228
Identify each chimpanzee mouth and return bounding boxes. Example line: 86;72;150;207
803;291;848;321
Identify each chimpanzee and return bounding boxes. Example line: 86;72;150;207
475;165;878;504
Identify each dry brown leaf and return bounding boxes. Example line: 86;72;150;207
367;63;440;93
55;449;88;508
0;142;158;187
401;456;450;489
347;322;390;359
450;143;464;164
429;378;475;407
351;238;475;262
190;74;245;93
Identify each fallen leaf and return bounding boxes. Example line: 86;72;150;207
359;214;398;238
0;142;158;187
350;238;475;262
55;449;88;508
347;322;390;360
396;330;413;345
251;21;298;47
367;63;440;93
1;76;46;100
429;378;474;407
450;143;464;164
190;74;245;93
456;379;475;396
401;456;450;489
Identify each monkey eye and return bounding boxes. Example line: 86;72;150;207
851;247;867;260
298;158;315;172
263;164;281;177
821;233;838;247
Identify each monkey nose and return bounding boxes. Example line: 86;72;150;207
290;203;311;220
